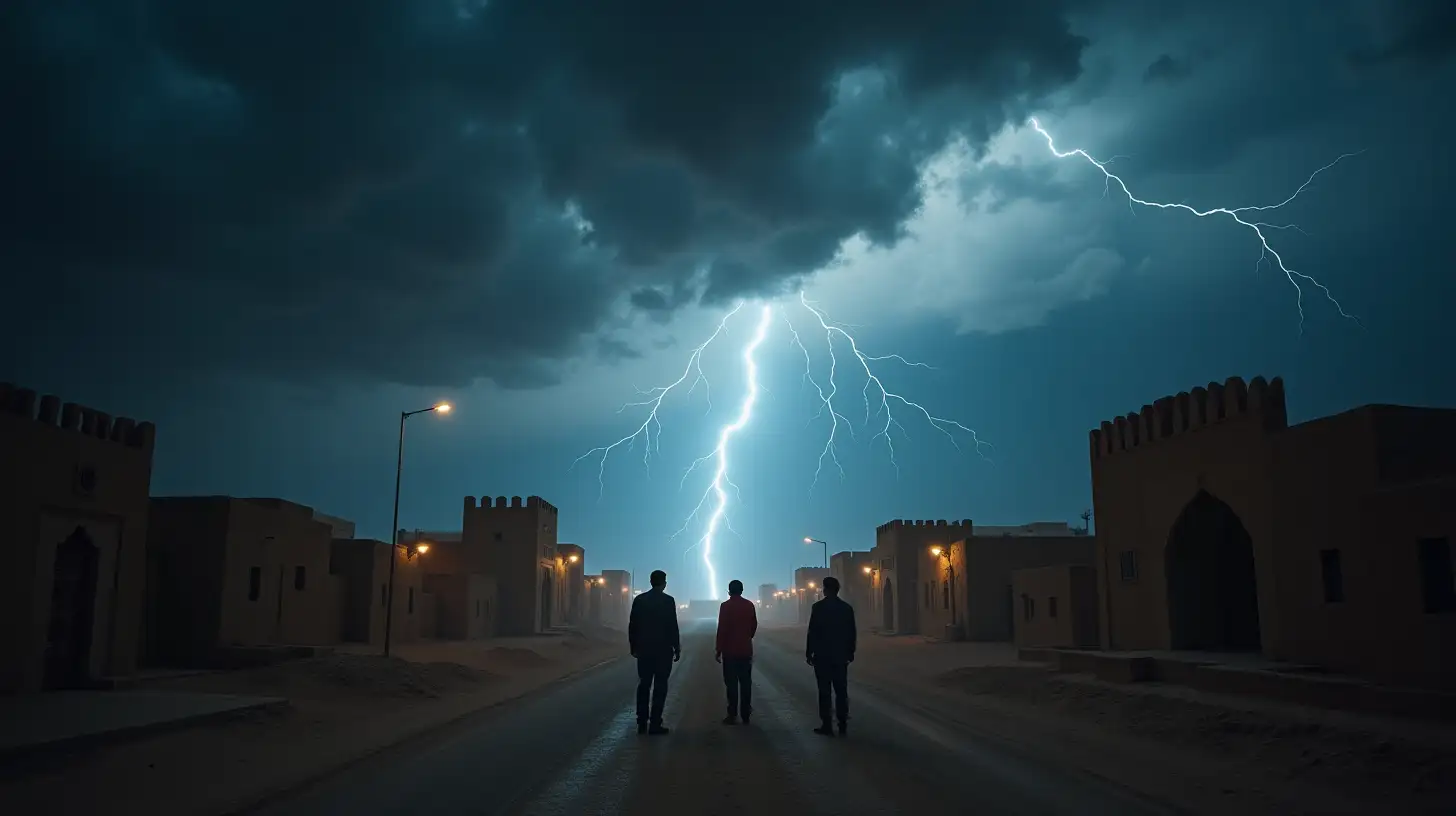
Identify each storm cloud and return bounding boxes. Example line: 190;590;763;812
4;0;1450;392
2;0;1089;389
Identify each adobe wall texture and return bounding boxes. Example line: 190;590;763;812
1091;375;1456;689
0;383;155;691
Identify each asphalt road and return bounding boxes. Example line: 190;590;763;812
253;622;1170;816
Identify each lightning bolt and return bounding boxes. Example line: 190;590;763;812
580;292;987;600
1029;118;1363;331
571;303;743;497
676;303;774;600
793;292;990;486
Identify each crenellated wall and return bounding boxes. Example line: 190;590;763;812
0;382;157;691
462;495;560;513
873;517;973;635
0;382;156;450
1088;375;1287;460
460;494;560;635
875;518;975;533
1088;375;1286;656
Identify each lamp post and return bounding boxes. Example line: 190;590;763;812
930;544;958;634
384;401;451;657
804;537;827;568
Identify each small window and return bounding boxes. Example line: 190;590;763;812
294;566;307;591
475;599;481;618
381;584;388;607
1419;537;1456;614
1022;594;1034;621
1319;549;1344;603
923;582;931;608
248;567;261;601
408;587;415;614
1049;597;1059;618
1119;550;1139;582
942;580;950;610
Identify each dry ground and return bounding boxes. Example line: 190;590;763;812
0;628;626;816
760;627;1456;814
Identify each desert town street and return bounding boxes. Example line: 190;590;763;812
253;621;1164;816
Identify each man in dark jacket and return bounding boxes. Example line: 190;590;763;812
715;579;758;725
805;575;856;736
628;570;680;735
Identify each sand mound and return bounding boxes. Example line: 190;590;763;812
933;666;1456;797
235;655;498;700
483;646;553;669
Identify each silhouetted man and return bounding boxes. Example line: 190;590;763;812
805;575;856;736
715;579;758;725
628;570;680;735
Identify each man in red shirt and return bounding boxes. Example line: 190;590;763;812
715;579;759;724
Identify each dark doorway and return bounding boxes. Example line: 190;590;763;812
881;582;894;630
1165;491;1262;651
540;569;553;630
45;526;100;689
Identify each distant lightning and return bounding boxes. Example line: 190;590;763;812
580;116;1358;600
795;292;990;486
571;303;743;497
673;303;773;600
1029;118;1363;331
580;292;987;599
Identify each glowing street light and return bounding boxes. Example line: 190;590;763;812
930;544;959;633
803;536;828;568
597;577;607;586
862;565;873;575
385;400;454;658
415;543;430;555
568;554;580;564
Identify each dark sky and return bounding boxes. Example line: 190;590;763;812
5;0;1453;599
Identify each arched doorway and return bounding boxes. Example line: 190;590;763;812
881;582;894;631
45;526;100;689
1165;490;1261;651
540;568;553;630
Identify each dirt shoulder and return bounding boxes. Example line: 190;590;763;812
761;627;1456;815
0;629;626;816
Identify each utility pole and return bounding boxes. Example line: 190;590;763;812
1079;508;1093;535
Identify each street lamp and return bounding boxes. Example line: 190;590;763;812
567;554;579;564
804;537;828;568
930;544;959;632
384;401;451;658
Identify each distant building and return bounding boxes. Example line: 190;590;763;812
866;520;972;636
757;583;776;603
792;567;833;623
866;518;1093;640
828;551;874;622
599;569;632;629
1091;375;1456;689
583;574;604;627
395;529;483;639
1012;564;1100;649
0;384;157;692
557;543;585;625
331;537;430;646
147;497;342;666
459;495;562;635
312;511;357;540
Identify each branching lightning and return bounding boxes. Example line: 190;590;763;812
577;294;985;600
571;303;743;498
577;118;1358;601
1029;118;1363;331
